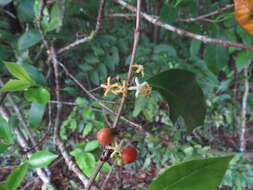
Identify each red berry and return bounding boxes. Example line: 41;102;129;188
96;128;113;145
121;147;138;164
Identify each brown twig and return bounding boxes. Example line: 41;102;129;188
114;0;253;50
86;0;142;189
57;0;106;54
177;4;234;23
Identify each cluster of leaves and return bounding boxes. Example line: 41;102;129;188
0;0;253;189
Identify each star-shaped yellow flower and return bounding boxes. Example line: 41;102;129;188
100;77;120;96
132;64;144;77
111;81;128;97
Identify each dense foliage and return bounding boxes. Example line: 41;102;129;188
0;0;253;189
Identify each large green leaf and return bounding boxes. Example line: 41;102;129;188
203;44;228;74
28;151;58;168
25;87;50;104
17;30;42;51
0;79;31;92
148;69;206;132
149;156;233;190
6;163;29;190
28;101;46;128
0;115;13;144
4;62;33;82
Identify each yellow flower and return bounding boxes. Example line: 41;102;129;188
132;64;144;77
100;77;120;96
128;77;152;97
111;81;128;97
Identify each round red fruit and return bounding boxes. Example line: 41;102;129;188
96;128;113;145
121;147;138;164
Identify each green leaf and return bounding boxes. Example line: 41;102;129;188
28;151;58;168
101;162;111;172
160;4;177;24
18;30;42;51
25;87;50;104
20;63;47;86
153;44;176;57
0;0;12;6
0;80;31;92
149;156;233;190
90;70;99;85
71;151;96;177
0;115;13;144
148;69;206;132
79;64;94;71
82;122;93;137
6;163;29;190
0;183;7;190
84;140;99;152
190;39;201;56
236;51;248;72
28;101;46;128
0;143;9;154
203;44;228;74
133;96;148;117
97;64;108;80
16;0;35;22
4;62;33;82
44;3;61;32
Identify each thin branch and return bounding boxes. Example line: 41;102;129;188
86;0;142;189
0;7;16;19
240;62;250;152
114;0;253;50
105;13;136;18
177;4;234;23
57;0;106;54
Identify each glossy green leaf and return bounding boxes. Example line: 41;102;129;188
28;101;46;128
0;143;9;154
98;64;108;80
149;156;233;190
204;44;228;74
0;115;13;144
148;69;206;132
84;140;99;152
82;122;93;137
0;80;31;92
18;30;42;51
28;151;58;168
25;87;50;104
4;62;33;82
6;163;29;190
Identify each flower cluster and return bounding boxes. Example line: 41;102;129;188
101;64;152;97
